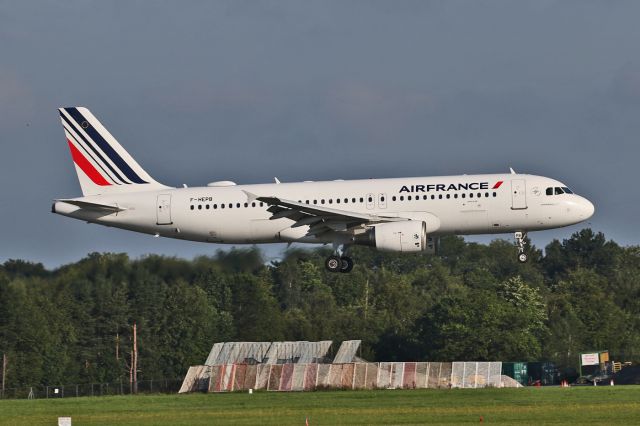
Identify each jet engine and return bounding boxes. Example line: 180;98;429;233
355;221;427;252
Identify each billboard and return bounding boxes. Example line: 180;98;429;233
580;353;599;366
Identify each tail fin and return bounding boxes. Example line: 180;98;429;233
59;107;169;196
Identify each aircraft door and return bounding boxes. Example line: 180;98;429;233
378;193;387;209
366;193;375;210
511;179;527;210
156;194;172;225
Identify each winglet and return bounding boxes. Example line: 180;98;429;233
242;190;259;203
509;167;516;174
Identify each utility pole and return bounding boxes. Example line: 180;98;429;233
115;333;120;361
132;323;138;394
363;279;370;321
2;353;7;397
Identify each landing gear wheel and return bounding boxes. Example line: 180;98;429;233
340;256;354;273
518;252;528;263
325;255;342;273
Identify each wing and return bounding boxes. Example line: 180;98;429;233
245;191;407;238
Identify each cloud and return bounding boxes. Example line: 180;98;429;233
611;62;640;106
325;82;437;144
0;69;34;128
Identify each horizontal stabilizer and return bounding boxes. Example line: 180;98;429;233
55;199;125;212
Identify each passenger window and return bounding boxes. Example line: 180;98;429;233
469;193;473;198
206;204;210;209
190;205;194;210
477;193;481;198
244;203;248;208
454;194;458;199
485;192;489;197
214;204;218;209
368;196;373;202
359;197;364;203
252;202;256;207
305;200;309;204
336;199;340;204
392;196;397;201
423;195;427;200
236;203;240;208
352;198;356;203
321;199;325;204
555;187;564;195
381;196;385;202
344;198;348;203
229;203;233;208
431;195;435;200
260;202;264;207
221;204;225;209
313;200;317;204
438;194;443;199
461;194;465;198
400;196;404;201
492;192;497;197
198;205;202;210
328;199;333;204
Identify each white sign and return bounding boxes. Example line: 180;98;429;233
58;417;72;426
581;353;599;366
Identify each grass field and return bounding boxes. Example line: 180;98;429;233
1;386;639;425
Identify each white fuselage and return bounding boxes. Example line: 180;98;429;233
53;173;595;246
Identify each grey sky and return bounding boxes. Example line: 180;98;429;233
1;1;638;267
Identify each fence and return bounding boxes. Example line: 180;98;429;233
0;378;183;400
180;362;511;393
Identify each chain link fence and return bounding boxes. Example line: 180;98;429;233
0;378;182;400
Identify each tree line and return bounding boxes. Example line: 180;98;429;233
0;228;638;387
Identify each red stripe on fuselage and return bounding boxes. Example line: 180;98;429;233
492;181;504;189
67;140;111;186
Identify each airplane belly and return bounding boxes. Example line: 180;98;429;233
458;210;489;234
250;218;292;243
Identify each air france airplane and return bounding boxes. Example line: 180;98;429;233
52;107;595;272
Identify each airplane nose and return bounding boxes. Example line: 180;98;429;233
580;197;595;220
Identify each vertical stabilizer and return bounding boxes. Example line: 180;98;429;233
58;107;168;196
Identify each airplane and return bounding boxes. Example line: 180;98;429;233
52;107;595;273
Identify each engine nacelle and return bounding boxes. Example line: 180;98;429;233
356;221;427;253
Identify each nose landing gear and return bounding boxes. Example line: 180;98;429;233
515;231;528;263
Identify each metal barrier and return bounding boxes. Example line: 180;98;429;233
180;362;509;393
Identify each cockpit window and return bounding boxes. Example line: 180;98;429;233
546;187;553;196
555;187;564;195
562;187;573;194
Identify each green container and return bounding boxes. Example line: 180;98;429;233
502;362;529;386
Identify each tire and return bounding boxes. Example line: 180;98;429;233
518;252;528;263
325;255;342;272
340;257;354;273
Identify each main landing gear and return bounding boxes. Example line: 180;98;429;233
325;255;354;273
325;245;354;273
515;231;528;263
